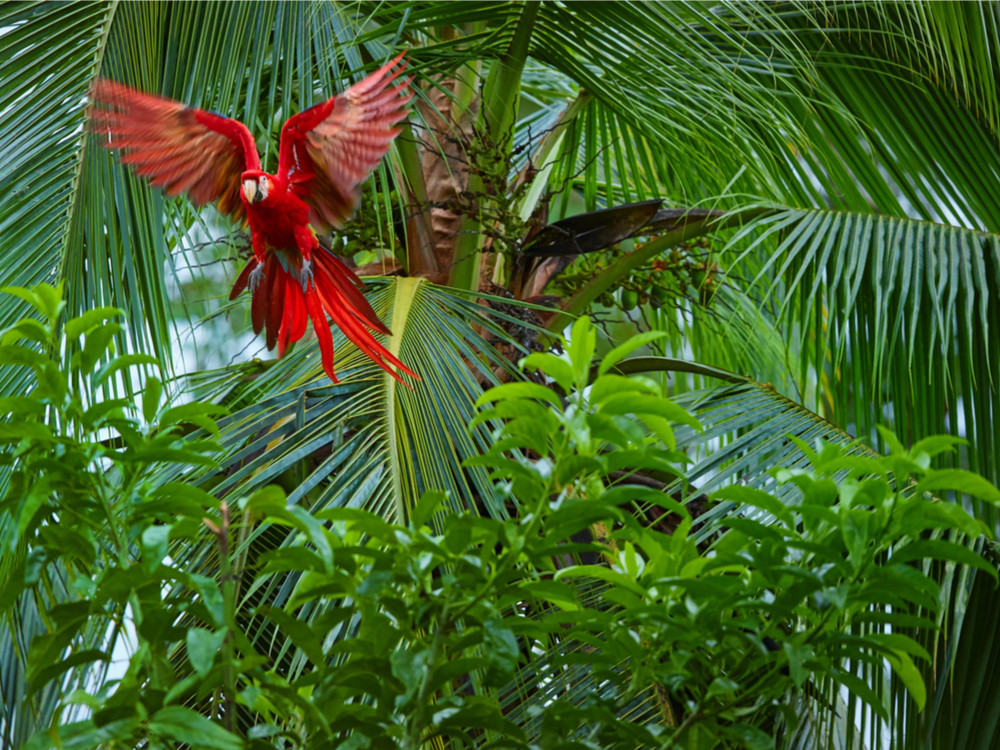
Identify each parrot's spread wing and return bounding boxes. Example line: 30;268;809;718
89;79;261;222
277;52;413;234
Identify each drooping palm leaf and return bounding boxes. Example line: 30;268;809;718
728;206;1000;496
164;280;523;522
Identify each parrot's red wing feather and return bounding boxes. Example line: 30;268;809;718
276;52;413;234
90;79;261;223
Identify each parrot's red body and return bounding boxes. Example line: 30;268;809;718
90;52;417;383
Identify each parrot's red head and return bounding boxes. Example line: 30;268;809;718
241;170;272;204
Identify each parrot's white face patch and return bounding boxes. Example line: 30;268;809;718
243;175;270;203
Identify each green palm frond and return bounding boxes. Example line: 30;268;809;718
716;3;1000;222
0;1;118;395
728;206;1000;490
367;2;859;214
508;2;1000;224
172;280;521;522
932;568;1000;750
826;2;1000;144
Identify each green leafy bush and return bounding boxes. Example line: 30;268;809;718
0;284;231;748
2;291;997;749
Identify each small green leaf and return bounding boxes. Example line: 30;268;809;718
598;331;668;375
186;627;226;676
141;525;171;573
520;352;575;392
0;343;48;370
391;649;430;708
910;435;966;459
469;399;555;430
713;486;792;523
95;353;160;386
243;485;287;515
600;392;700;429
519;579;580;611
831;669;888;720
868;632;931;662
158;402;227;437
78;322;120;374
706;675;740;699
476;381;561;406
143;376;163;425
27;649;108;696
149;706;243;750
567;315;597;386
189;574;226;628
875;426;906;456
0;396;46;416
842;509;869;570
3;283;65;322
554;564;646;596
0;422;53;442
887;651;926;710
483;620;520;680
721;723;777;750
260;606;325;666
588;373;657;406
639;414;676;449
893;539;998;582
783;642;814;688
916;470;1000;504
64;307;122;339
0;319;50;346
410;490;446;529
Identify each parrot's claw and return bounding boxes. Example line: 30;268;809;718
299;259;314;291
248;262;265;292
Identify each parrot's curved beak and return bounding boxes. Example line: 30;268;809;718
242;179;259;203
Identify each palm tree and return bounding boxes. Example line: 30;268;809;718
2;1;1000;747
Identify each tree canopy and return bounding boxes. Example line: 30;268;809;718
2;2;1000;748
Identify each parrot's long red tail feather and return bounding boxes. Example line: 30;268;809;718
230;251;418;384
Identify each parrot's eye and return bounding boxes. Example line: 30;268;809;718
258;176;270;200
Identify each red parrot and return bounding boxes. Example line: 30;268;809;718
90;52;417;384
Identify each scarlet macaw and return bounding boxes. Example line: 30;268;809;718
90;52;417;383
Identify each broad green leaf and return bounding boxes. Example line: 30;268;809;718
148;706;244;750
893;539;998;583
186;627;226;677
64;307;122;339
916;470;1000;505
140;525;171;573
887;651;927;711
